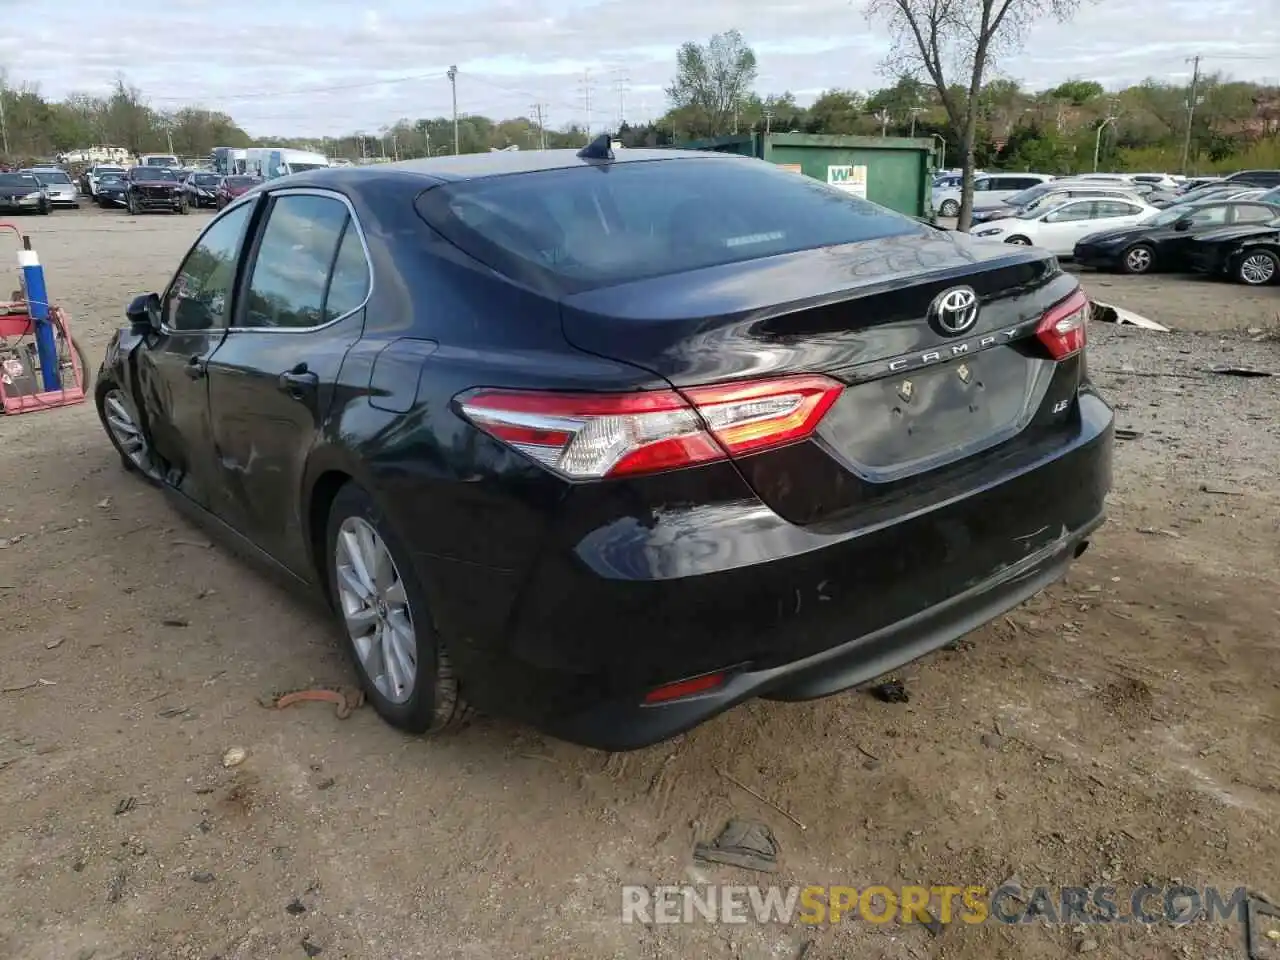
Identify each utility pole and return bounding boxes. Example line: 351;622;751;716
1181;55;1202;175
875;109;890;137
763;108;774;134
447;65;459;154
579;68;593;142
0;81;8;158
1093;108;1119;172
909;106;926;138
612;69;631;128
531;103;548;150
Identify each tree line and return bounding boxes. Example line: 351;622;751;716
4;25;1277;207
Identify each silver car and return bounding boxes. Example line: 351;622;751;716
24;168;79;208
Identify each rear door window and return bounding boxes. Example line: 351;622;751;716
415;157;921;293
1186;204;1229;225
1231;203;1280;224
240;194;350;329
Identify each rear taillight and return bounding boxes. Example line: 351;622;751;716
457;374;843;480
1035;288;1089;360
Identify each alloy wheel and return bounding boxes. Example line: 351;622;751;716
103;388;149;469
1238;253;1276;285
1125;247;1153;273
334;516;417;704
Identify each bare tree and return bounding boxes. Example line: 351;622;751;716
867;0;1084;230
666;30;758;138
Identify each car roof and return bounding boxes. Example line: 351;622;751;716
277;148;726;188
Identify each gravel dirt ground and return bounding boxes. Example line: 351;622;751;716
1;209;1278;960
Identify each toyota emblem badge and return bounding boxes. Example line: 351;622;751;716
929;286;979;336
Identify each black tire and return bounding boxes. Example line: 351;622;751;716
324;483;471;735
1232;249;1279;286
39;201;49;216
176;198;188;215
939;199;959;217
126;193;137;216
68;334;90;391
94;377;160;483
1005;235;1031;245
1120;243;1156;275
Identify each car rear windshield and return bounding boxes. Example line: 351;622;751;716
414;157;922;292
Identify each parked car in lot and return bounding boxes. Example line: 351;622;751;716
94;172;129;208
970;183;1148;225
0;172;50;214
184;171;222;208
83;163;126;198
1187;219;1280;285
1220;169;1280;189
1256;185;1280;208
933;172;1053;217
93;147;1113;750
124;166;188;215
215;174;261;208
1073;199;1280;274
23;167;79;207
970;196;1157;255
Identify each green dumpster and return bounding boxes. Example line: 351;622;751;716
672;132;936;218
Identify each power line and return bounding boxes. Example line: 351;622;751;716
147;70;448;103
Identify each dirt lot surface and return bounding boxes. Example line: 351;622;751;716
2;209;1278;960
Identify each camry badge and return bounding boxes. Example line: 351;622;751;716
957;363;971;384
898;379;914;402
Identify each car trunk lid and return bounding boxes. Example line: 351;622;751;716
560;233;1085;526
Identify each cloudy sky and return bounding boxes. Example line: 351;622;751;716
0;0;1276;137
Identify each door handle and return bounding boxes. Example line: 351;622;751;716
184;356;206;380
277;363;319;400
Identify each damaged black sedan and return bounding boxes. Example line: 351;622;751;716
93;146;1113;751
1186;219;1280;285
124;166;188;215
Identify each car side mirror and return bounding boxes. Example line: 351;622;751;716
1173;218;1192;231
126;292;162;335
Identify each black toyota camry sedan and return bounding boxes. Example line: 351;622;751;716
95;142;1113;751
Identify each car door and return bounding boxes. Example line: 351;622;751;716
1158;203;1229;265
204;189;373;574
973;176;1014;209
1035;200;1098;254
132;200;259;508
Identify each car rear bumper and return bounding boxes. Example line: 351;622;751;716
420;389;1114;750
545;512;1100;750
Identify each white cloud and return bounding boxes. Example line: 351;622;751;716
0;0;1274;136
